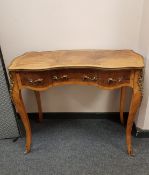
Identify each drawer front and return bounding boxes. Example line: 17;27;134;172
51;69;98;84
19;69;131;88
97;70;131;87
20;71;52;87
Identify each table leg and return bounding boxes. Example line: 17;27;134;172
34;91;43;122
126;70;143;155
12;86;31;153
120;87;126;125
126;92;142;155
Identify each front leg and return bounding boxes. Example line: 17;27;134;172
126;70;143;155
10;72;32;153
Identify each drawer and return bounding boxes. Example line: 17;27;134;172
51;69;98;84
19;71;52;87
97;70;131;87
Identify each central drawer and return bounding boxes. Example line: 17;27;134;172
51;69;98;84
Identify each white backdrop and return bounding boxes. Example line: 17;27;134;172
1;0;148;128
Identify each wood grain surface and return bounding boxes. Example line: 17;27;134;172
8;50;144;71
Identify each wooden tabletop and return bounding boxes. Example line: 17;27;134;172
8;50;144;71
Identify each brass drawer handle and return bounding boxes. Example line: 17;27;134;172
108;77;124;84
107;78;118;84
83;75;97;81
118;77;123;82
28;78;43;85
52;75;69;80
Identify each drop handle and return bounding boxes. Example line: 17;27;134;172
107;78;117;84
83;75;97;81
107;77;124;84
28;78;43;85
52;75;69;80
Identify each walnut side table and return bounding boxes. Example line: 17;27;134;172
8;50;144;155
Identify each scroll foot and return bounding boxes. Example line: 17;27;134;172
24;149;30;154
24;145;31;154
24;150;28;154
127;146;135;156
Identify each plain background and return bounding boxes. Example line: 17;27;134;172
0;0;148;129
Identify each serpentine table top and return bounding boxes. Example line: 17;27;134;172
9;50;144;71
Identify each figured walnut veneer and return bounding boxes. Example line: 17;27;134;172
9;50;144;70
8;49;144;156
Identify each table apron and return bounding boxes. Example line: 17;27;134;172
15;69;135;91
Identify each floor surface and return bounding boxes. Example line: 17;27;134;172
0;118;149;175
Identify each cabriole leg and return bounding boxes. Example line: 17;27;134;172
10;73;31;153
34;91;43;122
126;70;143;156
120;87;126;125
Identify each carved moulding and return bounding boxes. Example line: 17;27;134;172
137;69;144;94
